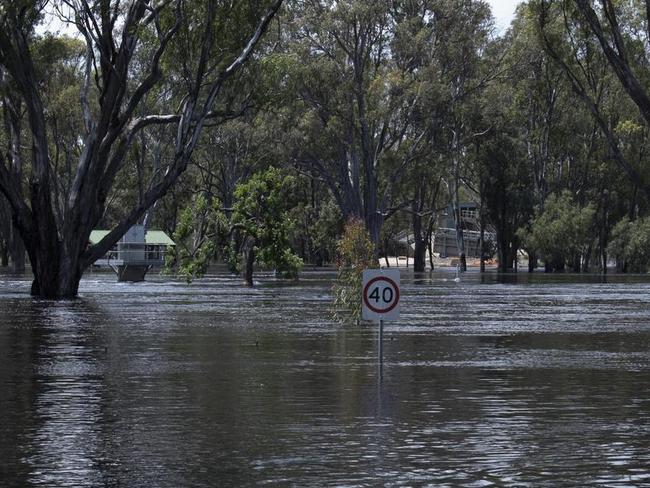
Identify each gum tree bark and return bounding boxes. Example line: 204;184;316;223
1;79;25;272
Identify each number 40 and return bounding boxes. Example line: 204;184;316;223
369;286;393;303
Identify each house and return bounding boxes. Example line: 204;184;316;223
433;202;495;258
89;226;174;281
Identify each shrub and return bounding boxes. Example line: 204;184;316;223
518;191;595;271
332;218;378;323
608;217;650;273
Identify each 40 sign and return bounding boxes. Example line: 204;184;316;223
362;269;400;321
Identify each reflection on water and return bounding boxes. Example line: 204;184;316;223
1;269;650;486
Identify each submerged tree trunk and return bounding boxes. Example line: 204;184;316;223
0;199;9;267
405;234;409;268
412;207;426;272
426;211;437;272
450;130;467;272
497;237;515;273
2;77;25;273
413;237;426;272
25;224;86;299
478;220;485;273
498;246;508;273
600;190;609;275
527;250;536;273
478;195;485;273
10;225;24;273
453;197;467;272
427;238;435;271
242;236;256;287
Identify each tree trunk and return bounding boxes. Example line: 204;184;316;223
427;238;435;272
451;189;467;272
450;127;467;272
497;236;516;273
405;234;409;268
498;246;508;273
2;83;25;273
0;199;9;267
458;250;467;272
479;200;485;273
10;224;24;273
413;238;426;272
582;244;592;273
412;207;426;273
600;191;609;275
242;236;255;287
572;254;582;273
27;239;85;299
426;214;437;272
527;250;535;273
365;204;382;257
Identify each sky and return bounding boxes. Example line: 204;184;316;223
39;1;523;38
487;0;522;33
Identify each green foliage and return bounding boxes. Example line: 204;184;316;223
518;191;595;271
608;217;650;273
164;167;304;283
165;194;228;282
232;167;303;278
311;198;344;262
332;218;377;324
290;196;343;266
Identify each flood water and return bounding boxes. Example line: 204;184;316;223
1;268;649;487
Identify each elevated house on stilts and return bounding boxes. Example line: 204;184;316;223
89;225;174;282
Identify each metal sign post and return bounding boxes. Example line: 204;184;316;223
362;269;400;380
378;318;384;375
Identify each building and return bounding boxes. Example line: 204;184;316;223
89;226;174;281
433;202;495;258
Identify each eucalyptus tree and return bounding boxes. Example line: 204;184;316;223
0;0;283;298
279;0;427;250
389;0;446;272
573;0;650;129
506;9;567;206
497;5;579;269
535;0;650;202
0;52;28;271
532;0;650;270
428;0;493;272
476;89;534;271
521;190;595;271
568;0;650;219
173;113;284;278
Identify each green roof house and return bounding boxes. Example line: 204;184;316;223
90;226;175;281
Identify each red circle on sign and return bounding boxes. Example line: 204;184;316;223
363;276;400;314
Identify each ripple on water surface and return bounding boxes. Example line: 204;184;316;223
0;269;649;486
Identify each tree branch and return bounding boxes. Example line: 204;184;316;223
575;0;650;126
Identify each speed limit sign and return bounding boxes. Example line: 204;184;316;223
362;269;400;321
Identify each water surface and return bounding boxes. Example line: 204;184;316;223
1;269;649;486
